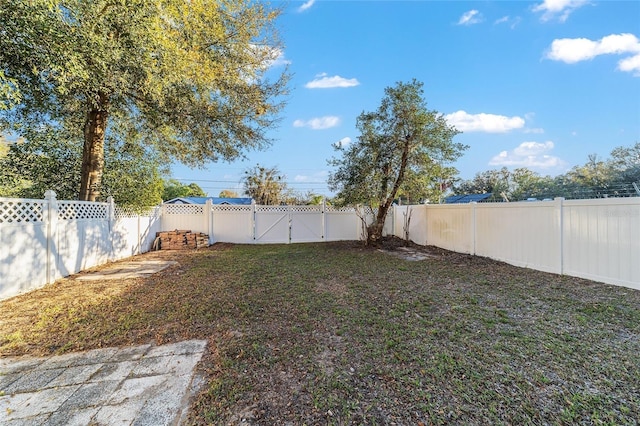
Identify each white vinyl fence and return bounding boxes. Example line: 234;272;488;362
160;201;384;245
2;194;638;300
0;192;161;300
0;197;382;300
393;197;640;290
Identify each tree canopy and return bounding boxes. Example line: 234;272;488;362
329;79;466;244
0;0;288;201
0;129;166;209
218;189;239;198
162;179;206;201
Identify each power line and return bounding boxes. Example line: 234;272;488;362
172;177;330;186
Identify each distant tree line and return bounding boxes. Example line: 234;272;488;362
453;142;640;202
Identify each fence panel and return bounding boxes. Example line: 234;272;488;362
112;214;140;259
393;205;428;245
111;207;162;259
475;200;562;274
255;206;290;244
139;209;162;252
290;206;324;243
55;200;111;279
563;198;640;289
56;219;110;278
425;204;474;254
0;198;48;300
325;207;360;241
211;205;254;244
162;204;207;234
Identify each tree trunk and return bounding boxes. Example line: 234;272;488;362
367;136;412;245
367;205;390;245
367;222;384;246
79;93;109;201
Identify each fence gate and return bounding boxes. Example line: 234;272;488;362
290;205;324;243
254;206;290;243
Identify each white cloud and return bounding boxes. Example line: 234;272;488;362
514;141;554;156
445;110;525;133
546;33;640;63
546;33;640;75
305;73;360;89
293;116;341;130
495;16;510;25
489;141;565;169
298;0;315;12
294;170;327;182
494;15;521;29
532;0;589;22
335;137;352;148
618;53;640;76
458;10;483;26
267;47;291;68
250;45;290;70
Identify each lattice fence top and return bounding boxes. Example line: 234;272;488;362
0;199;45;223
114;207;138;219
255;205;290;213
326;206;357;213
164;204;203;215
114;206;160;219
211;205;252;212
288;205;322;213
362;207;378;215
58;201;108;220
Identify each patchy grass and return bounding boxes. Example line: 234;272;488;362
1;240;638;425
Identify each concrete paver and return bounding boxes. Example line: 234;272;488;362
0;340;207;425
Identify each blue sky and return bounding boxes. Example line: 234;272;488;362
172;0;640;197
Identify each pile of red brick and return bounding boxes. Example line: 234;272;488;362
156;230;209;250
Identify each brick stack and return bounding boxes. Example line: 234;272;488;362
156;230;209;250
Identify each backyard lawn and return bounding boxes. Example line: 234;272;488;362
0;240;638;425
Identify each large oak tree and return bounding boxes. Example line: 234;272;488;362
0;123;167;209
0;0;288;201
329;80;466;245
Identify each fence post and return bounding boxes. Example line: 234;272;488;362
555;197;565;275
423;204;429;246
138;213;143;255
44;190;58;284
252;201;257;243
470;202;477;256
106;196;115;259
322;198;326;240
288;205;292;244
391;204;396;238
205;199;213;245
